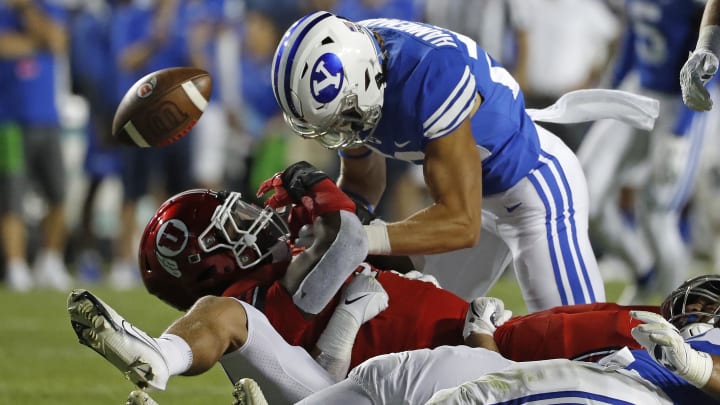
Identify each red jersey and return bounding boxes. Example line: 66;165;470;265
223;264;469;369
494;302;661;362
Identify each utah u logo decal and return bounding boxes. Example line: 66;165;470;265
311;53;344;103
155;219;189;257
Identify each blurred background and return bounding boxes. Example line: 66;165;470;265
1;0;719;402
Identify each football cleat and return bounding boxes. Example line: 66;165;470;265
232;378;268;405
67;289;170;391
337;273;389;325
126;390;160;405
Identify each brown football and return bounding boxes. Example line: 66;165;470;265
112;67;212;147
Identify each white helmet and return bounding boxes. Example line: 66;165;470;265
272;11;386;149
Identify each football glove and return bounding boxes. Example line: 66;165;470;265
630;310;714;388
463;297;512;339
680;48;719;111
257;161;356;219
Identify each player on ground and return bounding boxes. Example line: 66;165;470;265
270;11;659;310
681;0;720;111
68;163;661;404
287;275;720;404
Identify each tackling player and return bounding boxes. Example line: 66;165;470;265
269;11;660;311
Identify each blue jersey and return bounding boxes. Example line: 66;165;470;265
626;328;720;404
616;0;704;93
360;18;539;195
0;1;67;125
110;3;189;104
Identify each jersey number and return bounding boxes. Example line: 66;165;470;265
630;1;667;66
455;31;520;99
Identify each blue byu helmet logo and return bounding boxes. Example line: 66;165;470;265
310;53;344;103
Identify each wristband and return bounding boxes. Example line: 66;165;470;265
697;25;720;56
683;350;714;388
364;222;392;255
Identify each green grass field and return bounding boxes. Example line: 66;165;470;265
0;279;627;404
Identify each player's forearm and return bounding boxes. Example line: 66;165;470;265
698;0;720;56
383;202;482;255
337;151;386;208
14;3;66;53
0;33;37;58
700;354;720;398
702;0;720;29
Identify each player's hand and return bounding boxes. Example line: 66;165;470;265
680;48;719;111
257;161;356;220
340;272;389;325
463;297;512;339
630;310;713;387
257;161;330;207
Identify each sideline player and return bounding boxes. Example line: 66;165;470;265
577;0;708;299
269;11;659;310
681;0;720;111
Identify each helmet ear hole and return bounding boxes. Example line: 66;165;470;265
364;70;371;90
321;36;333;45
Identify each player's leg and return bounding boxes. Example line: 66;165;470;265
68;289;334;402
493;125;604;311
299;346;514;405
641;98;707;295
27;124;72;290
426;358;673;404
419;229;512;301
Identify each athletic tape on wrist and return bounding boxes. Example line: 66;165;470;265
364;222;391;255
697;25;720;56
683;350;714;388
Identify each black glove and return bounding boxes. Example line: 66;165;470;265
280;161;330;202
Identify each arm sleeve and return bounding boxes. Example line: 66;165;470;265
291;210;368;314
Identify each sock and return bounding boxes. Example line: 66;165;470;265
314;310;360;381
157;333;193;376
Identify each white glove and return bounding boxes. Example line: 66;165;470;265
463;297;512;339
630;310;714;388
680;48;719;111
339;273;389;325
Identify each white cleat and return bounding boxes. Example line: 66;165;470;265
67;289;170;391
126;390;160;405
337;273;389;325
232;378;268;405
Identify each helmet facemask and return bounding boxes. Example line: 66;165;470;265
284;91;382;149
661;275;720;335
198;192;290;269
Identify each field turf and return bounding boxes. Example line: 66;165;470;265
0;278;627;404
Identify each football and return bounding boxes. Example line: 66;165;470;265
112;67;212;147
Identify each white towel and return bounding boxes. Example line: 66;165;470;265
526;89;660;131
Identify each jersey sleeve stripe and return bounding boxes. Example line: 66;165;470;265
422;66;472;131
426;93;476;139
423;69;476;137
272;12;332;118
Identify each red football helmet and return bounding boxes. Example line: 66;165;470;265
138;189;291;311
